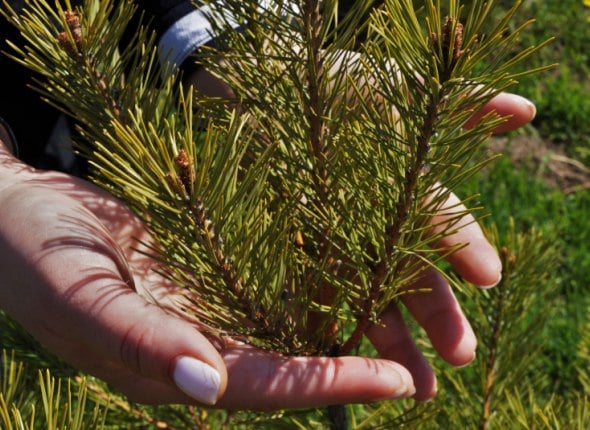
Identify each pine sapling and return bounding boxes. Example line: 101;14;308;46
1;0;552;427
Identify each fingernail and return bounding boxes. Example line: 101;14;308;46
173;356;221;405
456;351;476;368
508;93;536;119
382;364;416;399
478;273;502;289
523;97;536;119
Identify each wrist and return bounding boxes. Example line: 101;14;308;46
0;118;29;192
0;116;18;158
184;67;234;99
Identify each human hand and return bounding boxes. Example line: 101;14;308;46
187;64;537;402
0;139;415;409
195;91;535;407
0;88;533;410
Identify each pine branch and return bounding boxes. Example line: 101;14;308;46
0;350;109;430
340;88;440;355
478;246;512;430
422;221;561;429
1;6;555;428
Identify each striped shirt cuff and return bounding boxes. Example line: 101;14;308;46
157;3;239;74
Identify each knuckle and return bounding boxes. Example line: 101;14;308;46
118;320;158;377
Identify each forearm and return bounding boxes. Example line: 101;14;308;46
0;129;15;173
0;140;14;189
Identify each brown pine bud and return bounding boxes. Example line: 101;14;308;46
174;149;194;196
442;16;464;62
58;31;75;55
65;11;80;29
175;149;191;169
72;27;83;48
294;230;305;247
430;15;465;81
58;11;84;56
65;11;83;49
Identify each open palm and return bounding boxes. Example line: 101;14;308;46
0;88;534;408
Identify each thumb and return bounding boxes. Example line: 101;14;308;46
83;289;228;405
0;187;227;405
28;245;228;405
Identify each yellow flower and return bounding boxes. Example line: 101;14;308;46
585;0;590;6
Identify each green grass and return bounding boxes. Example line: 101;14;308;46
459;152;590;395
454;0;590;397
507;0;590;162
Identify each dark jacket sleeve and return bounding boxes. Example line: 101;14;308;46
1;1;374;167
0;10;62;167
0;1;212;167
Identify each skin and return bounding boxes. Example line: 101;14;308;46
0;86;535;410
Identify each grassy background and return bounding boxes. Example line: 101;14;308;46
517;0;590;162
457;0;590;398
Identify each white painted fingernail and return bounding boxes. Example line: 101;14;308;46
478;273;502;289
173;356;221;405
